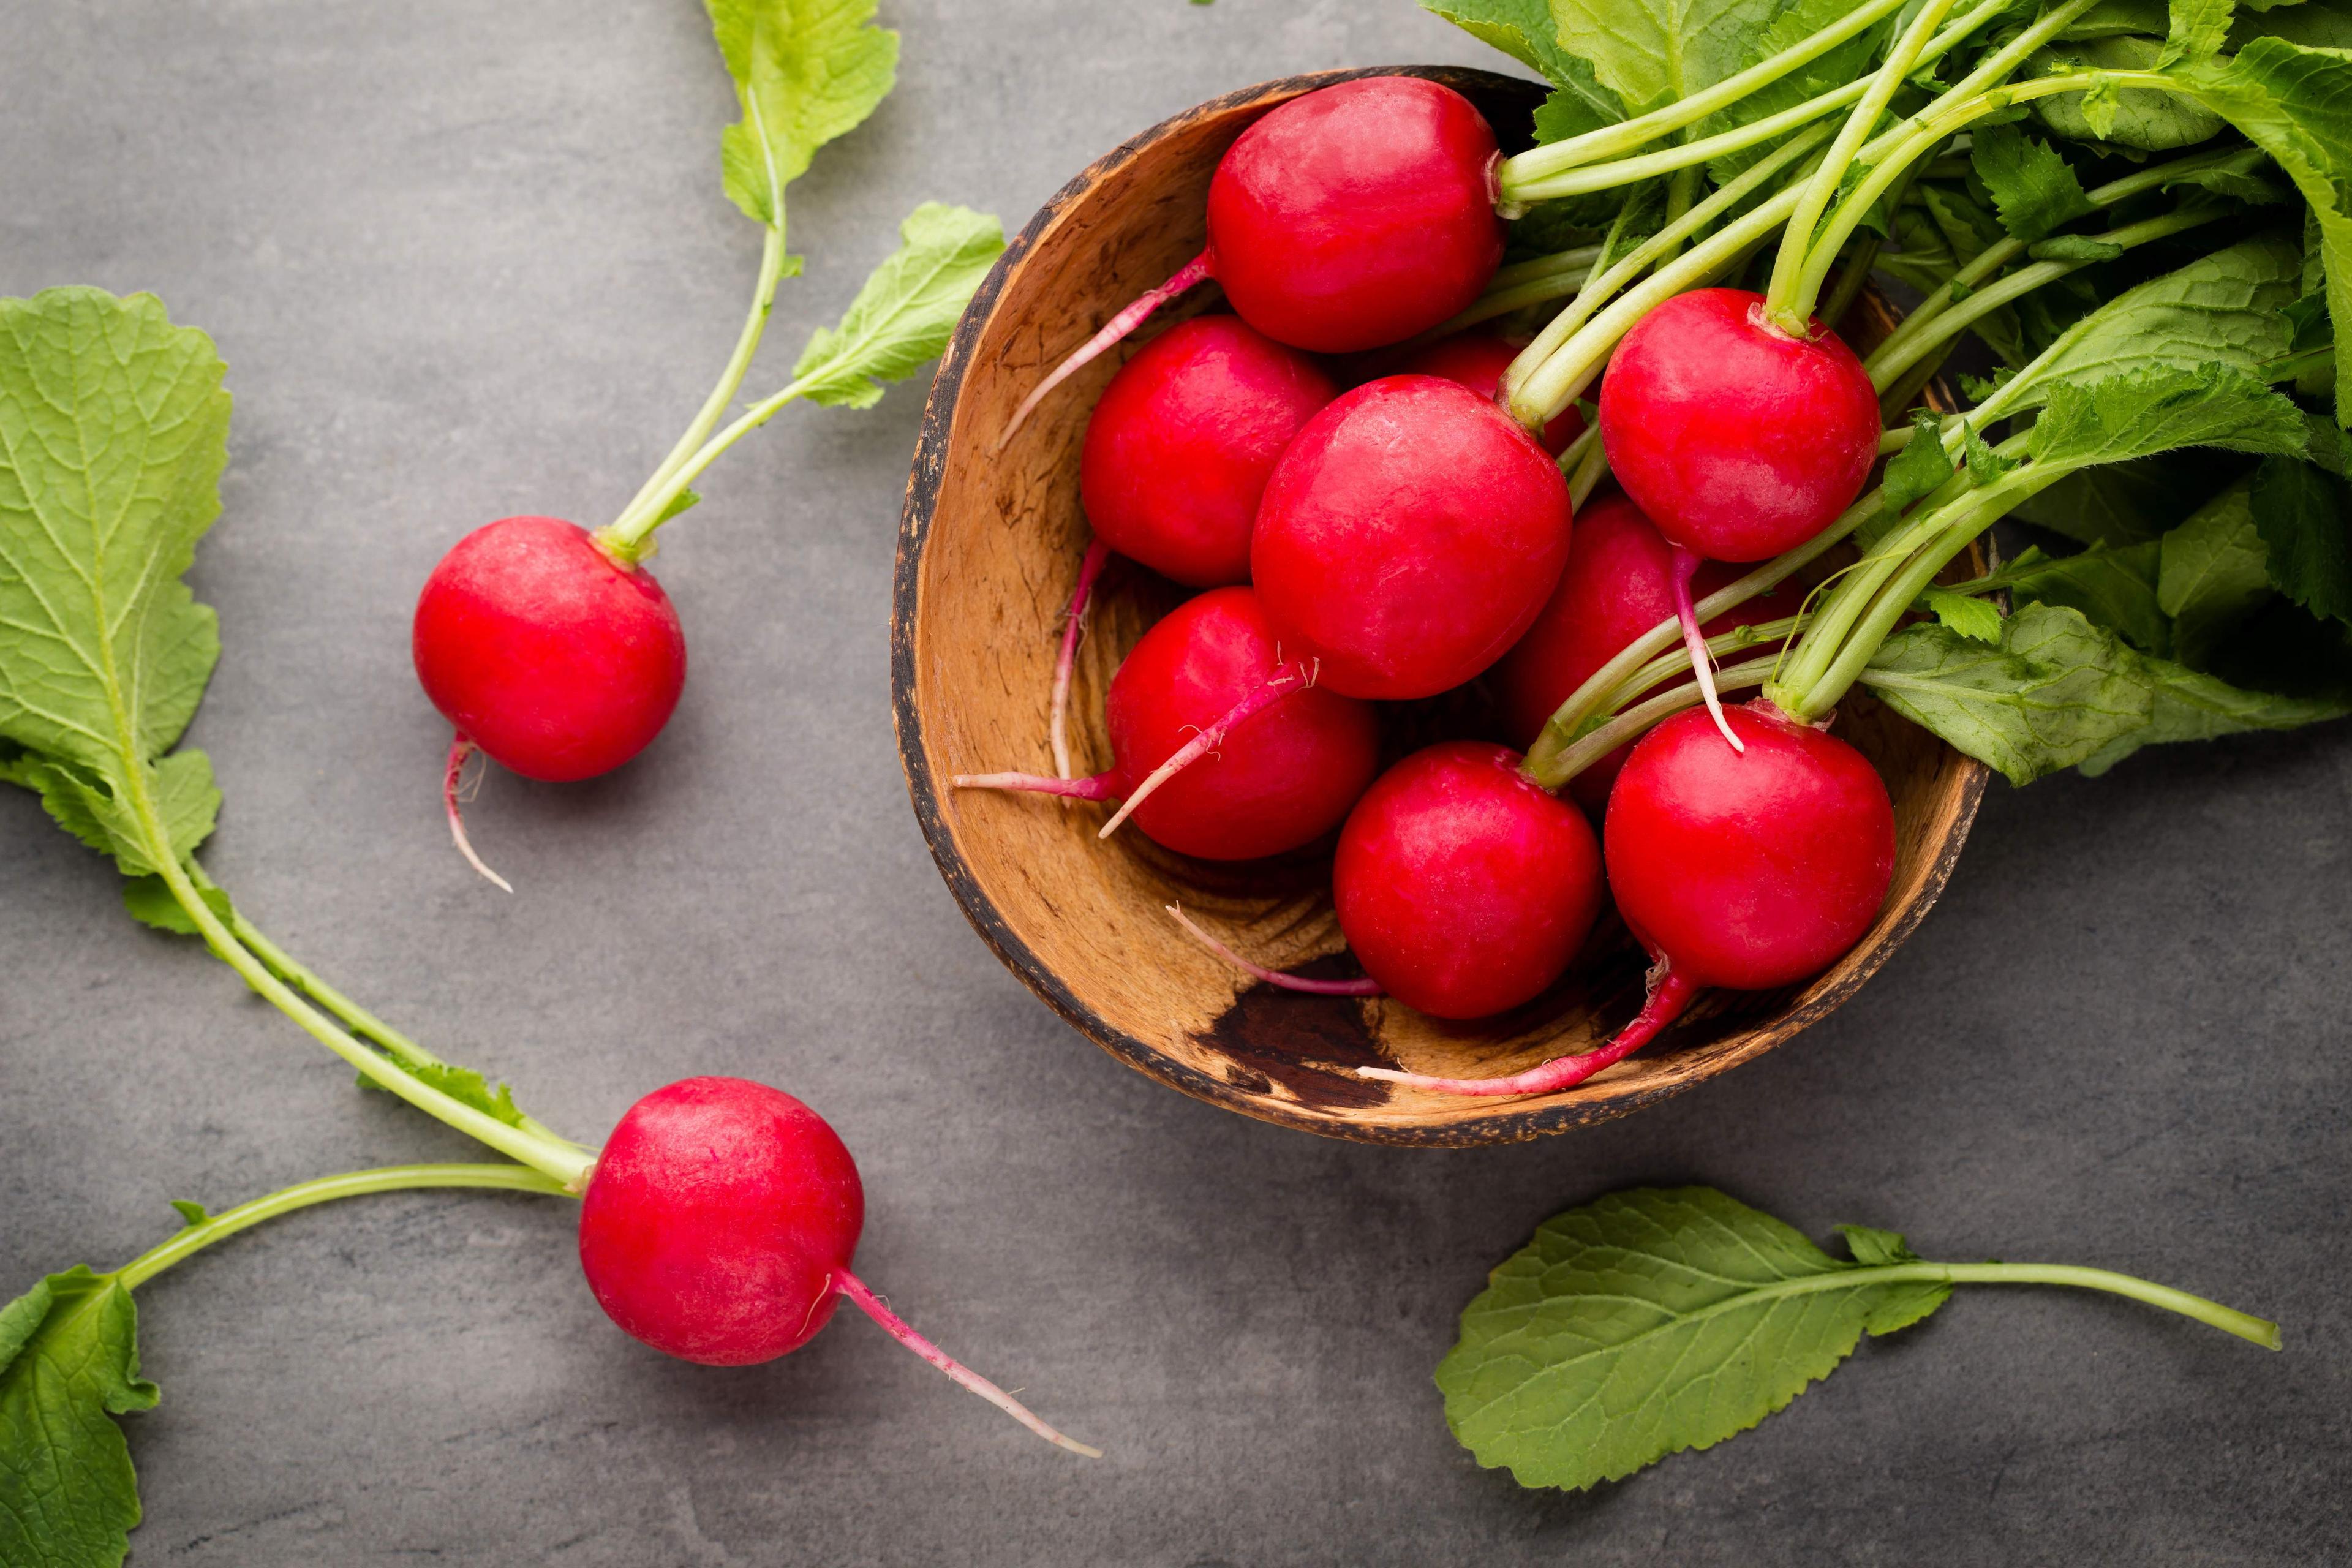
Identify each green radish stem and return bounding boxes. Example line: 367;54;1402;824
1520;616;1810;788
1496;0;2015;208
1495;0;1914;200
1414;245;1604;342
1764;0;1966;334
1786;70;2177;326
1523;656;1784;789
1864;203;2235;393
116;1164;570;1291
1864;146;2264;388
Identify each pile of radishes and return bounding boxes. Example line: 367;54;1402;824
959;74;1902;1098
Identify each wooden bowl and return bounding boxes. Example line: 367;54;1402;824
892;66;1988;1146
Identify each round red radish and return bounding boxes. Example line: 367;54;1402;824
1599;288;1879;562
413;515;686;781
1104;587;1379;859
577;1076;1098;1454
958;587;1379;860
1494;491;1796;809
1605;701;1895;994
1400;333;1583;454
579;1076;861;1365
1208;77;1504;353
1251;375;1572;701
1333;742;1604;1019
1080;316;1336;586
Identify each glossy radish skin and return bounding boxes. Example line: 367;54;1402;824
1104;587;1379;859
1599;288;1880;562
1252;375;1573;701
1607;701;1896;993
1333;742;1604;1019
577;1077;1100;1455
1080;317;1336;586
579;1077;861;1366
1494;492;1791;808
1208;77;1505;353
413;516;687;781
1401;333;1583;454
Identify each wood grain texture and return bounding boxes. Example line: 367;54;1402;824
893;66;1988;1146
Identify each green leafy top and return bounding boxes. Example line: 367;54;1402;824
0;288;228;877
2027;363;2309;470
0;1267;153;1568
1549;0;1783;115
1971;121;2095;243
791;202;1006;409
709;0;899;232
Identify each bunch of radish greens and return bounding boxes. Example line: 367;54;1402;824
0;4;1110;1562
966;0;2352;1102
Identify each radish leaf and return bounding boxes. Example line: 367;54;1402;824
1437;1188;1950;1491
2028;364;2308;470
791;202;1005;410
1550;0;1782;117
2008;539;2170;652
706;0;898;235
1863;600;2343;780
1971;122;2095;243
0;1268;154;1568
2248;451;2352;619
2158;0;2236;66
1420;0;1626;125
0;288;228;884
1921;586;2007;640
2179;38;2352;423
2159;478;2276;665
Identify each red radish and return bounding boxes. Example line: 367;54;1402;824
578;1076;1098;1455
1597;288;1877;747
1494;492;1791;810
1000;76;1504;439
1251;375;1572;701
956;586;1379;861
413;516;687;888
1079;315;1338;587
1331;742;1604;1020
1401;333;1583;454
1599;288;1879;563
1364;703;1894;1096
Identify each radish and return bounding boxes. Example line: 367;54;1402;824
1332;742;1605;1020
1400;333;1583;454
1251;375;1573;701
413;516;687;890
1493;491;1795;810
1363;703;1894;1095
956;586;1379;861
578;1076;1098;1455
1079;315;1338;587
1596;287;1878;747
1000;75;1504;438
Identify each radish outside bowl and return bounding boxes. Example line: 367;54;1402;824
892;66;1988;1147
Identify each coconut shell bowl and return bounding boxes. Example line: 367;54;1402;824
891;65;1988;1147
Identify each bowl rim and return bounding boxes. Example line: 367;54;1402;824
892;64;1991;1147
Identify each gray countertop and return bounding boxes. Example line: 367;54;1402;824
2;2;2346;1562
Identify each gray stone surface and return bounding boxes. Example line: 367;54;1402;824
1;1;2346;1562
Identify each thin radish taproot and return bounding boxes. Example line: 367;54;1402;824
1251;375;1573;701
1361;703;1894;1095
578;1076;1098;1456
1332;742;1605;1021
956;587;1378;861
999;75;1504;440
1165;904;1384;997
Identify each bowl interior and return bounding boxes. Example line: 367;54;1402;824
894;66;1989;1145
